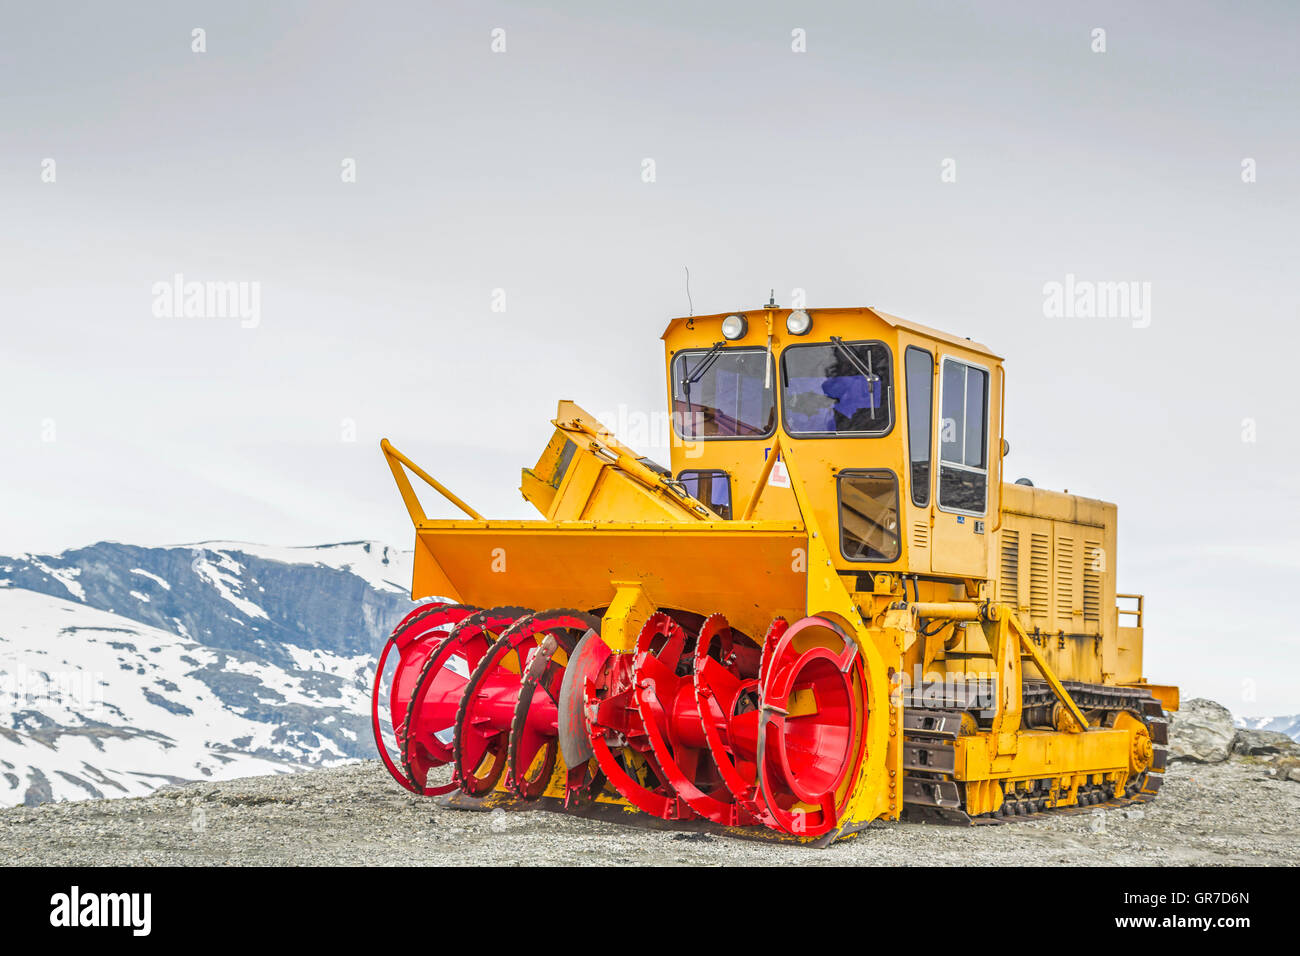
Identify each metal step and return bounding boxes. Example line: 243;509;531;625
903;740;956;775
901;776;961;809
902;708;963;739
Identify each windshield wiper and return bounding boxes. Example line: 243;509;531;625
681;341;726;410
686;341;726;385
829;336;880;415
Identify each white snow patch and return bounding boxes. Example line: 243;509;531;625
25;556;86;600
179;540;414;595
189;551;269;620
130;568;172;590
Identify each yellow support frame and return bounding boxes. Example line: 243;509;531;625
780;445;902;834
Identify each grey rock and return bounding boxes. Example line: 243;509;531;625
1168;698;1235;763
1231;728;1300;757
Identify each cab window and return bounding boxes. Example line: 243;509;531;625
904;347;933;507
671;347;775;439
780;340;893;437
937;358;989;514
677;469;732;519
838;470;901;562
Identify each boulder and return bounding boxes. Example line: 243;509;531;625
1168;698;1235;763
1231;728;1300;757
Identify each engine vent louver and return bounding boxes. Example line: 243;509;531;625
1055;535;1075;618
1000;530;1020;607
1029;532;1050;619
1083;539;1102;623
911;522;929;552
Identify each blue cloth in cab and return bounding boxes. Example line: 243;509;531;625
785;375;880;432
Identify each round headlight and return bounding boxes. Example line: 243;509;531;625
786;309;812;335
721;314;748;340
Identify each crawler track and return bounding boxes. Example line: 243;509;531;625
901;682;1168;825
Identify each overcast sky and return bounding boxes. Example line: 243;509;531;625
2;1;1297;713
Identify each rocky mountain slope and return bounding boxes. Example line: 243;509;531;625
0;542;417;807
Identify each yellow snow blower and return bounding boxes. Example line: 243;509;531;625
371;302;1177;844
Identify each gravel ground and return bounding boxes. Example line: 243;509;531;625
1;758;1296;866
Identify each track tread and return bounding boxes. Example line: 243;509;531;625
901;681;1169;825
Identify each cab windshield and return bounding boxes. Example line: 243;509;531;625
781;340;893;436
671;347;776;439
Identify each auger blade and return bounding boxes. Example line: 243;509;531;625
556;628;608;769
692;613;772;825
634;612;755;826
448;608;598;798
401;606;529;795
451;608;537;795
582;611;694;821
500;609;601;800
755;616;869;837
371;602;479;794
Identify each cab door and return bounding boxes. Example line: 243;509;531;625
901;344;936;575
929;354;993;578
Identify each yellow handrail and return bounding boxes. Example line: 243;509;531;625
380;438;485;523
1116;593;1144;628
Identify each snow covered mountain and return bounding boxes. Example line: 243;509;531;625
1236;714;1300;741
0;541;417;807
